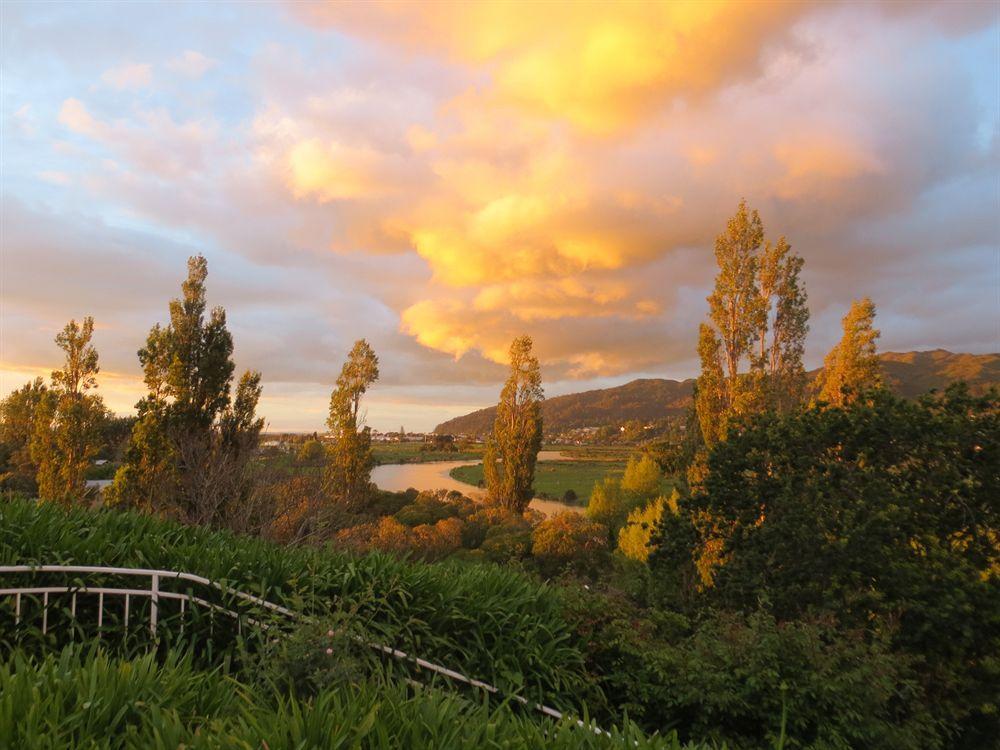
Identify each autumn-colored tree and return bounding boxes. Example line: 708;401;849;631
758;238;809;410
325;339;379;511
30;318;108;505
483;335;544;513
816;298;882;407
695;200;809;446
109;256;264;527
617;491;676;563
0;378;48;493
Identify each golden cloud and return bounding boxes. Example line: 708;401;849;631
295;0;810;134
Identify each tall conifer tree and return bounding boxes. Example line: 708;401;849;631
483;336;544;513
109;256;263;524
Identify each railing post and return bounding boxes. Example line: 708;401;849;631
150;574;159;638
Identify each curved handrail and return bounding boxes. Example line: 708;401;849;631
0;563;605;734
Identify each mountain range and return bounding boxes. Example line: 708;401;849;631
433;350;999;437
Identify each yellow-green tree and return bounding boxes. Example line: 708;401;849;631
617;491;677;562
816;298;882;406
587;476;645;537
483;336;544;513
696;201;809;446
620;453;662;500
30;317;108;505
325;339;379;511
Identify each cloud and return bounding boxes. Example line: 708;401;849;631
272;0;998;376
100;62;152;90
3;1;996;431
293;0;813;135
58;98;108;138
166;50;217;78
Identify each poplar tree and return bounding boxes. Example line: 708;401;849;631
758;238;809;410
483;335;544;513
30;317;108;505
0;378;48;492
695;201;809;447
817;297;882;406
325;339;379;511
109;255;263;524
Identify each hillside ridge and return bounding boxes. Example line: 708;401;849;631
434;350;999;436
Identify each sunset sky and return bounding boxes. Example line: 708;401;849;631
2;1;997;431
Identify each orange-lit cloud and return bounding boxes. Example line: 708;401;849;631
4;0;994;433
295;0;810;134
264;0;997;376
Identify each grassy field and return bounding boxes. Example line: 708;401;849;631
372;441;483;465
450;460;673;504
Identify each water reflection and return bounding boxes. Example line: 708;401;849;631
371;451;582;516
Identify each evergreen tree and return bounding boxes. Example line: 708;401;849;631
325;339;379;511
695;201;809;446
30;317;108;505
483;335;543;513
109;256;263;525
0;378;48;492
817;297;882;406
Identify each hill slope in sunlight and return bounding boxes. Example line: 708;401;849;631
434;350;999;436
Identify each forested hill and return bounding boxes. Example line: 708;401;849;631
434;350;999;436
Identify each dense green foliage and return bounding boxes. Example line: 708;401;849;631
652;386;1000;747
0;647;689;750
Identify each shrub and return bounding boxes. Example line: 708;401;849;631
562;589;938;748
295;439;325;465
395;493;459;527
532;512;608;576
480;522;533;563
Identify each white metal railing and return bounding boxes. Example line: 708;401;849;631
0;564;602;732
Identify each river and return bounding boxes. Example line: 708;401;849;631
371;450;583;516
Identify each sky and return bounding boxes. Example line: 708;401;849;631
1;1;998;432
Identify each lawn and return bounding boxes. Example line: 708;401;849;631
450;460;673;504
372;441;483;465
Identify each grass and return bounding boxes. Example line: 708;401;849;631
0;647;694;749
450;461;673;504
0;499;587;706
372;441;483;465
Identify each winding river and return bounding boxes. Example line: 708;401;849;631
371;450;583;516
